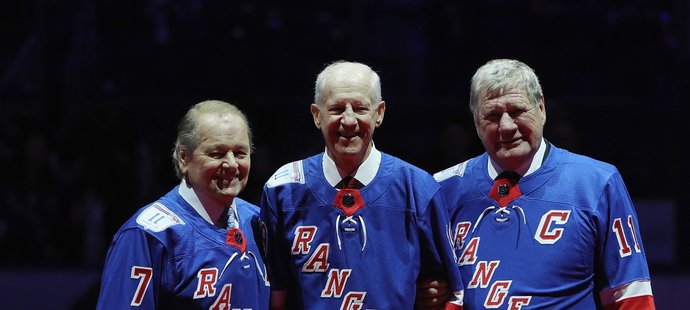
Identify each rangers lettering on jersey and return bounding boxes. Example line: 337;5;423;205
303;243;330;272
98;187;269;309
508;296;531;309
485;280;511;308
195;268;219;298
438;145;654;308
341;292;366;310
468;261;499;289
193;269;250;309
292;226;317;254
321;269;352;298
209;284;232;310
292;225;365;305
459;237;480;265
454;222;471;250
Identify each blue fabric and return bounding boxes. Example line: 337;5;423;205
435;144;651;309
97;187;269;309
261;152;463;309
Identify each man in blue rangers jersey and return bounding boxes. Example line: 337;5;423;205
97;100;270;309
433;59;654;309
260;61;464;309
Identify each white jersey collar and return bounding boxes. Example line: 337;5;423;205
178;178;236;225
323;143;381;187
488;138;547;179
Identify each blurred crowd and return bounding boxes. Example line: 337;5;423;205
0;0;684;268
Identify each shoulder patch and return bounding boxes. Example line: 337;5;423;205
433;161;468;182
136;202;185;232
266;160;305;188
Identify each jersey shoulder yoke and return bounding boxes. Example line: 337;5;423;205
266;160;305;188
135;202;186;232
434;160;469;182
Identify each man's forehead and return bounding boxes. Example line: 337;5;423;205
324;84;371;102
326;93;370;105
482;89;529;104
328;77;370;90
482;85;526;97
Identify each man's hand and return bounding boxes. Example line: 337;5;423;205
269;290;287;310
416;279;450;309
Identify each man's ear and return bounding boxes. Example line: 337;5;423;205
375;101;386;127
474;116;482;137
178;147;189;175
310;103;322;128
538;96;546;125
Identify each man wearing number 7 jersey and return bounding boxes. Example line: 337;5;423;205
97;100;269;309
432;59;654;309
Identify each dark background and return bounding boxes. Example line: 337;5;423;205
0;0;687;308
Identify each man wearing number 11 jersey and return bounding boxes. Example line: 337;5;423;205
96;101;269;309
434;59;654;309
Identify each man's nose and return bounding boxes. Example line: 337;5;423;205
222;153;238;169
498;113;517;130
340;107;358;126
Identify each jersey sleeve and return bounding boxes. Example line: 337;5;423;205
418;190;465;296
96;227;167;309
259;186;290;292
595;172;654;309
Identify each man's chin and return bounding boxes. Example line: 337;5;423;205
334;147;364;158
495;149;531;165
216;186;241;198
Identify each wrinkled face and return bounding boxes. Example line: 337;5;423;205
475;89;546;171
180;113;251;208
311;83;385;165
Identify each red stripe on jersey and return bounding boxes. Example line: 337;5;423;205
603;295;655;310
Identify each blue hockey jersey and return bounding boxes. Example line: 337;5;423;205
261;152;463;309
97;186;270;309
434;144;653;309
